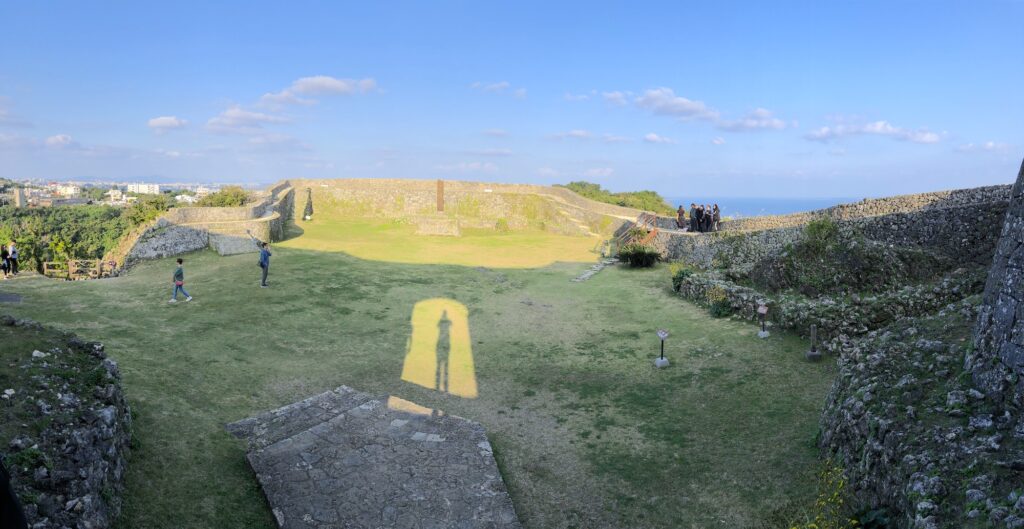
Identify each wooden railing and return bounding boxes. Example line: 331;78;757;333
43;259;117;280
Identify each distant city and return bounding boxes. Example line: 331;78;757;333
1;177;260;208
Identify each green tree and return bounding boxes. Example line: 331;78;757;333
197;186;250;207
557;181;675;215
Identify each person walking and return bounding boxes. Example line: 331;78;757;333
169;258;192;303
712;204;721;232
247;230;272;288
7;241;18;275
689;203;697;232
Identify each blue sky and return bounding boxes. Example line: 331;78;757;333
1;1;1021;197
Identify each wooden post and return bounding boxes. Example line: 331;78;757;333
436;179;444;213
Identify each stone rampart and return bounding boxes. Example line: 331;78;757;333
659;197;1009;273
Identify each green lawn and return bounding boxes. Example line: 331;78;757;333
0;219;836;529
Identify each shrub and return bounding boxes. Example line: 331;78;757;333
556;181;676;215
787;461;860;529
670;263;696;291
197;186;249;207
618;243;660;268
495;218;511;232
704;285;734;318
804;217;839;253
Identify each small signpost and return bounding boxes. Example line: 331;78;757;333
654;329;670;368
806;324;822;361
757;303;770;338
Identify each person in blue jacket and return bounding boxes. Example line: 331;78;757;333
246;230;272;288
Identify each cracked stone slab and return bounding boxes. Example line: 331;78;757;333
226;386;379;449
232;393;521;529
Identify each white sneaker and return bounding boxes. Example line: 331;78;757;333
185;296;193;302
168;299;177;303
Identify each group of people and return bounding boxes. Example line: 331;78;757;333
1;241;19;278
676;203;721;232
168;229;273;303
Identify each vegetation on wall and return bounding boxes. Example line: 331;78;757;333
747;217;950;297
0;205;134;272
558;181;675;215
618;243;660;267
197;185;250;207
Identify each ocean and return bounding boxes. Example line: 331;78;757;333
663;196;858;218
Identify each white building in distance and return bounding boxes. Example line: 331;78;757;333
128;183;161;194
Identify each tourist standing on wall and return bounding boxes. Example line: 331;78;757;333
712;204;721;232
703;204;713;232
676;205;686;229
694;205;704;232
169;258;192;303
7;241;18;275
247;230;272;288
689;203;697;232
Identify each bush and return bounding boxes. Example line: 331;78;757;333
670;263;696;291
618;243;660;268
704;285;734;317
804;217;839;253
197;186;249;207
557;181;675;215
123;194;173;226
495;218;511;232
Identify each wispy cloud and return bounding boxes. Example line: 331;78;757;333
553;129;593;140
207;106;289;134
634;87;718;121
602;134;632;143
437;161;498;173
147;116;188;134
602;91;629;106
717;108;787;131
564;92;590;102
0;97;31;128
482;128;508;137
471;81;526;99
956;141;1010;153
711;137;726;145
805;120;940;144
465;148;512;156
643;132;676;144
260;76;376;107
583;167;614;178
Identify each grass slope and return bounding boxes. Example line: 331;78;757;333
0;220;835;529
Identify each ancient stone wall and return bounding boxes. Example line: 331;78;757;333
1;316;131;529
968;160;1024;431
659;198;1009;273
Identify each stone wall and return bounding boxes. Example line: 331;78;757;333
1;316;131;529
968;160;1024;434
286;178;637;236
720;184;1011;232
659;198;1009;273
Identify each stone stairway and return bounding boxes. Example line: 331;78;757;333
226;386;521;529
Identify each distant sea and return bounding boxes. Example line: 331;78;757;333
663;196;858;218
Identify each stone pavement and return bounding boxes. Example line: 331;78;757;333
227;386;521;529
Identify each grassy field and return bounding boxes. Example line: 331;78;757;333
0;219;836;529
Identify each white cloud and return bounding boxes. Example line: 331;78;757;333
584;167;614;178
554;129;593;140
260;76;376;107
437;161;498;173
717;108;787;131
147;116;188;134
643;132;676;144
602;91;628;106
513;88;527;99
634;87;718;121
207;106;289;134
602;134;632;143
805;120;940;144
711;137;726;145
483;128;508;137
564;92;590;101
957;141;1010;153
45;134;75;148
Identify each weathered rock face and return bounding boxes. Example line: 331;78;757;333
1;316;132;529
968;159;1024;428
